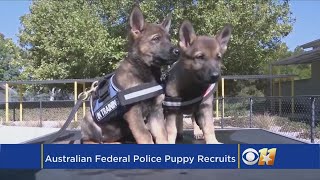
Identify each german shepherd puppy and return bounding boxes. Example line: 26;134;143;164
164;20;232;144
81;6;179;144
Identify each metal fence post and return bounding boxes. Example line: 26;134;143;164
40;100;43;127
249;97;253;128
215;83;219;118
220;97;224;129
278;79;282;116
13;106;16;121
222;78;225;118
82;83;86;118
19;85;23;122
291;78;295;114
310;97;315;143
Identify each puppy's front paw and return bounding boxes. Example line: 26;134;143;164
193;121;204;140
193;133;204;140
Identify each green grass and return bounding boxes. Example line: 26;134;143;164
224;102;249;117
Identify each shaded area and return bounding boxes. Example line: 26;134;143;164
24;128;308;144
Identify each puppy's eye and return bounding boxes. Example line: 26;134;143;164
195;53;205;59
152;35;161;41
217;52;222;59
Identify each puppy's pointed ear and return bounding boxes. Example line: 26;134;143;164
179;20;196;50
161;13;172;33
216;24;232;53
130;6;145;37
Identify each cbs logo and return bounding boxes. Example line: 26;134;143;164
242;148;277;166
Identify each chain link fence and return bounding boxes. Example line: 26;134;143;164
0;100;90;130
219;96;319;143
1;96;319;143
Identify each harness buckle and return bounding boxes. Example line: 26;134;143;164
78;81;99;101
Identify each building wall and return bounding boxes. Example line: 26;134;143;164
273;61;320;96
311;61;320;81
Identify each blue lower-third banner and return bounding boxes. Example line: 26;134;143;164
0;144;41;169
43;144;238;169
0;144;320;169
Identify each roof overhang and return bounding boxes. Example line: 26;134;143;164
300;39;320;49
272;47;320;66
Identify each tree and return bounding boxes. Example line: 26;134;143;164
19;0;294;83
19;0;125;80
143;0;294;75
0;33;22;81
274;45;311;80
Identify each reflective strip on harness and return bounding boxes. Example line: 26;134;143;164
118;83;163;105
163;83;216;108
124;85;163;100
90;75;164;124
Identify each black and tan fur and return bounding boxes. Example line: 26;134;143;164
81;6;179;144
164;20;232;144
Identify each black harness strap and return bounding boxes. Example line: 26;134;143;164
162;83;216;109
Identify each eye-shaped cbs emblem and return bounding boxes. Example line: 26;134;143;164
242;148;259;165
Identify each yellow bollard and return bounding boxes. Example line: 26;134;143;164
74;81;78;122
19;85;23;121
5;83;9;123
215;83;219;118
82;83;86;118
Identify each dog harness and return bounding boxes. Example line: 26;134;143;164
89;69;217;123
90;75;164;124
162;83;216;110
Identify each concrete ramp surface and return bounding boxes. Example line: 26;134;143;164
0;126;59;144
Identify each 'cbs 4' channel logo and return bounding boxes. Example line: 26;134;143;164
242;148;277;166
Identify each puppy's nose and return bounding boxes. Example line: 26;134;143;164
172;48;180;56
210;72;220;82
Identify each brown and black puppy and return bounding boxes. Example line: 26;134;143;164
164;20;232;144
81;6;179;144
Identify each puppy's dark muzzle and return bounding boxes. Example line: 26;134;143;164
209;72;220;83
165;47;180;65
154;47;180;66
